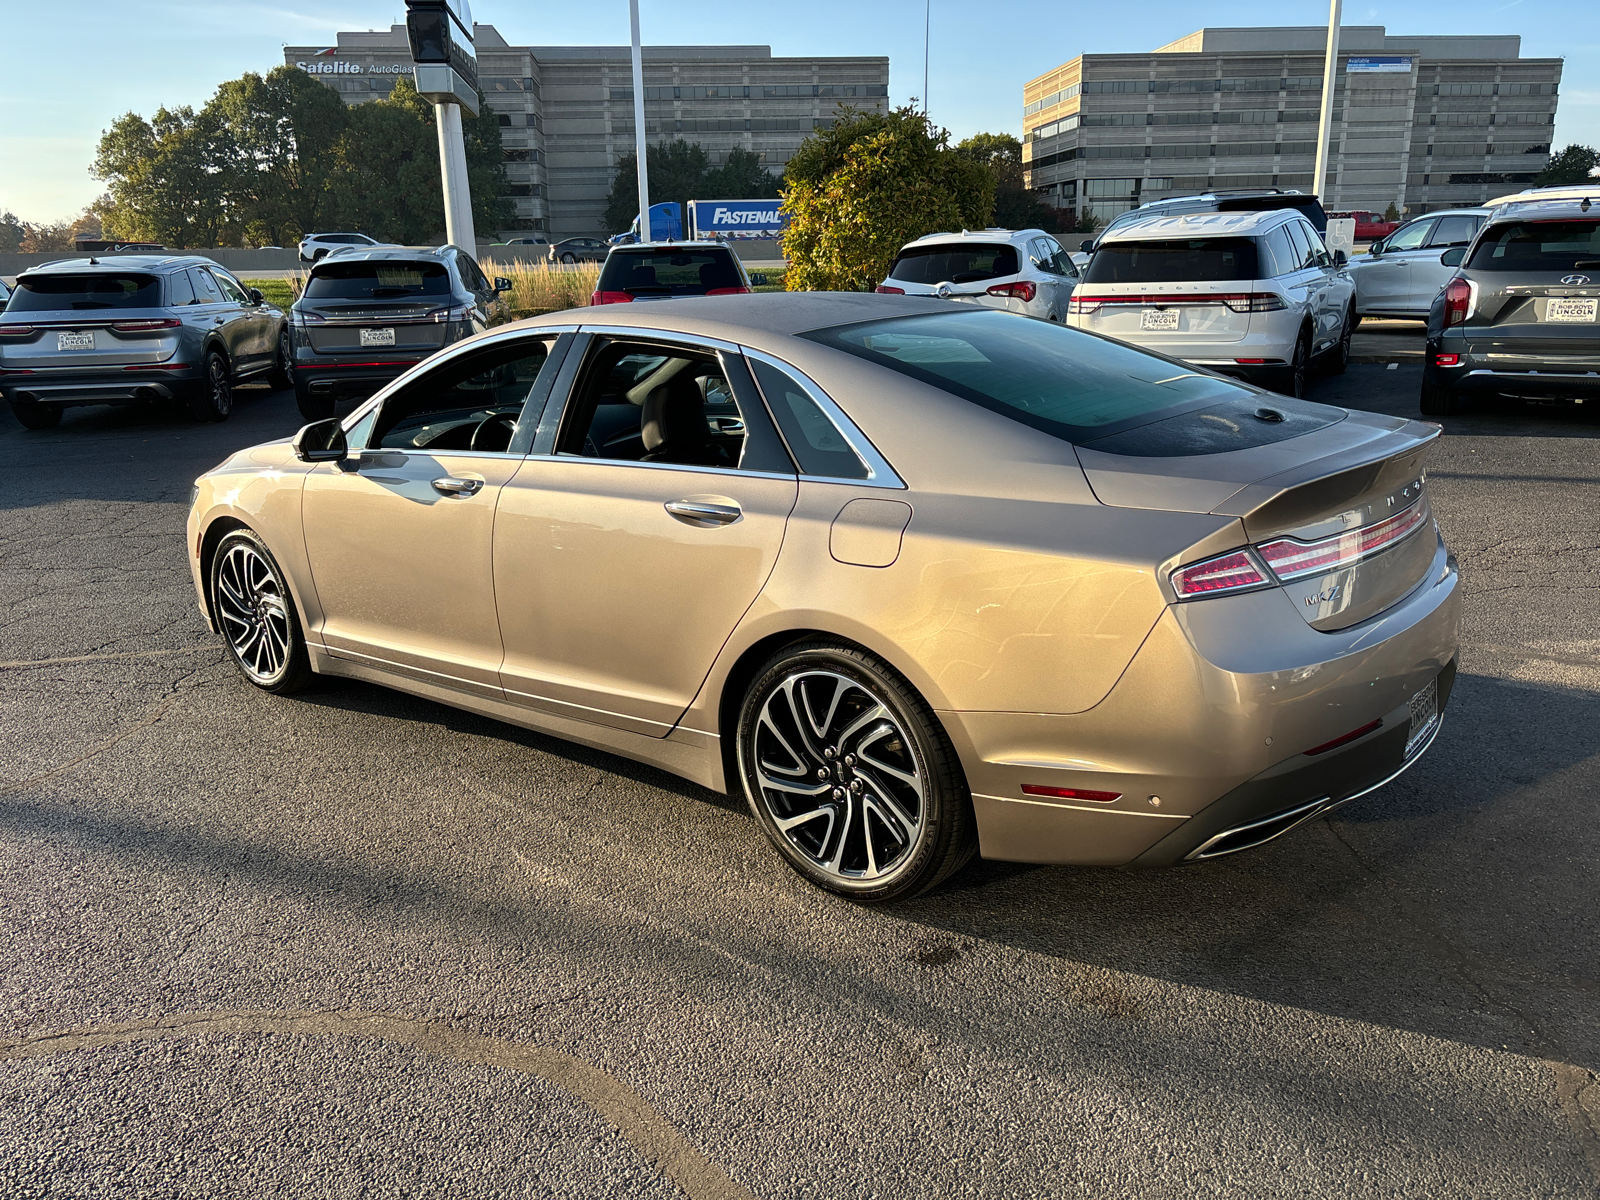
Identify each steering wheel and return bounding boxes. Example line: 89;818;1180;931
469;413;518;453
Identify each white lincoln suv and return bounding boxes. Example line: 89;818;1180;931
876;228;1079;321
1067;210;1356;397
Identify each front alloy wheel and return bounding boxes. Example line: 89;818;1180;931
212;529;312;693
738;642;974;902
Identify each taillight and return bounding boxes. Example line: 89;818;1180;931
1170;550;1271;598
1067;294;1102;315
706;286;751;296
1222;292;1287;313
1442;278;1473;328
0;325;36;337
1256;500;1429;581
875;285;905;295
1020;784;1121;803
110;318;182;332
590;291;635;305
425;304;474;322
1435;353;1460;367
1067;291;1284;314
294;310;326;325
987;281;1037;302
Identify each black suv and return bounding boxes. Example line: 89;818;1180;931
289;244;511;420
1422;198;1600;415
590;242;751;306
1085;189;1328;252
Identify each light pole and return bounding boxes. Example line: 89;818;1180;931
1312;0;1343;205
406;0;480;250
630;0;650;238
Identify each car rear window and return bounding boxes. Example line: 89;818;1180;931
1467;219;1600;272
887;243;1019;285
597;249;742;295
9;273;163;311
1084;238;1261;283
800;308;1255;443
303;261;452;300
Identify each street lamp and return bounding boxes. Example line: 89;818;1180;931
406;0;480;251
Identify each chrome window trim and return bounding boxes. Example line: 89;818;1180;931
518;453;795;482
739;346;906;490
576;323;743;356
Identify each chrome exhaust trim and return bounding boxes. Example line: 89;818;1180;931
1184;797;1331;862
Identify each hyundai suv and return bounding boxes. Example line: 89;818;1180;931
1421;197;1600;415
0;255;289;428
1067;209;1355;397
289;245;511;420
875;229;1079;321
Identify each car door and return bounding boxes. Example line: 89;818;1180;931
1280;220;1330;351
299;334;564;696
1298;219;1344;350
1409;214;1483;312
1359;217;1437;312
492;330;798;737
1025;238;1061;318
213;267;274;370
200;267;263;372
188;267;237;362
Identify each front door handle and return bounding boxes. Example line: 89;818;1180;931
664;498;741;525
432;476;483;496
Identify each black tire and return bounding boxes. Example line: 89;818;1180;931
1275;327;1311;399
188;350;233;422
1325;305;1354;376
266;324;293;391
312;249;327;262
10;399;61;430
736;640;976;903
1420;376;1459;416
210;528;314;695
560;252;577;265
294;379;335;422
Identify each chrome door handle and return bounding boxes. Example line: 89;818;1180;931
432;477;483;496
664;499;741;525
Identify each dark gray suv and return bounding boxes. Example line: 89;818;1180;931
0;256;289;428
1422;198;1600;415
289;245;511;420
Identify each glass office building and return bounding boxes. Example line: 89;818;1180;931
1023;27;1562;225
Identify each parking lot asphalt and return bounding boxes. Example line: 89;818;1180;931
2;346;1598;1198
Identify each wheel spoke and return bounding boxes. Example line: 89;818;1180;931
835;703;889;750
856;767;920;838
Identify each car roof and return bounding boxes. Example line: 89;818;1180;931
1098;210;1287;241
1481;198;1599;223
903;228;1050;247
1405;207;1493;219
608;240;733;252
309;246;454;268
512;291;953;343
1486;183;1600;207
18;254;223;276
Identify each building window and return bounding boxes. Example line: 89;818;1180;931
1024;83;1082;115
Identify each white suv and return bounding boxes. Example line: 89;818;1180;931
1066;210;1355;397
298;232;391;263
876;229;1079;321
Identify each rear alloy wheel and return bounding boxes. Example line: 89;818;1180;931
1279;327;1311;399
737;641;975;903
266;325;293;390
1326;306;1354;376
211;528;313;694
188;351;233;422
560;252;577;265
10;399;61;430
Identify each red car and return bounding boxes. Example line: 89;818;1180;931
1327;210;1399;241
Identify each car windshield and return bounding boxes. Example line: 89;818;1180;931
888;243;1019;285
596;250;742;295
9;273;164;311
1467;219;1600;272
1084;238;1260;283
303;261;452;300
801;309;1251;441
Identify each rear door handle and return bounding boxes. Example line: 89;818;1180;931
664;499;741;525
432;477;483;496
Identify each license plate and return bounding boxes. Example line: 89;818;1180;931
1546;298;1597;323
56;331;94;351
1140;309;1180;331
360;327;396;347
1405;677;1440;758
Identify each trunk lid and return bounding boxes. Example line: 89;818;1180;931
1078;403;1442;631
0;308;182;369
1072;280;1256;345
300;301;452;355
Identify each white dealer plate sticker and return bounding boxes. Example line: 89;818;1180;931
57;331;95;350
360;327;396;347
1546;298;1597;323
1140;309;1180;331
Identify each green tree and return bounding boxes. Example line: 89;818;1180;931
781;105;995;291
335;86;443;242
603;139;716;233
1382;201;1400;223
956;132;1062;233
0;210;23;253
1536;144;1599;187
92;106;232;247
705;147;780;199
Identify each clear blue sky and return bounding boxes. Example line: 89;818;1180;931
1;0;1594;222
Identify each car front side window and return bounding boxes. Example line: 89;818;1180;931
370;339;555;453
1384;220;1436;253
1427;215;1480;248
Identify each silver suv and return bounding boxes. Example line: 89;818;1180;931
1348;208;1490;319
876;229;1079;321
298;232;391;263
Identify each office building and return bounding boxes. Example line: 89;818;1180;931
286;26;888;239
1022;27;1561;225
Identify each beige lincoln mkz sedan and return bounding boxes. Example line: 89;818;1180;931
188;293;1459;902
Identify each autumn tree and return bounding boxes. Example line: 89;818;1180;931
781;106;994;291
956;132;1061;233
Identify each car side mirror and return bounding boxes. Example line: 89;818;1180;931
1440;247;1466;267
1333;249;1348;267
749;272;768;286
1080;239;1094;253
292;418;347;463
1368;240;1383;257
247;287;264;305
494;277;512;293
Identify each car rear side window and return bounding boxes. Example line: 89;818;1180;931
1467;219;1600;271
801;309;1253;443
1261;226;1297;277
303;262;453;300
596;250;742;296
749;358;869;480
1083;238;1260;283
166;271;196;306
888;243;1019;285
190;269;224;303
9;273;162;311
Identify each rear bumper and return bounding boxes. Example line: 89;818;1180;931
294;357;422;397
0;367;200;407
1431;333;1600;399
